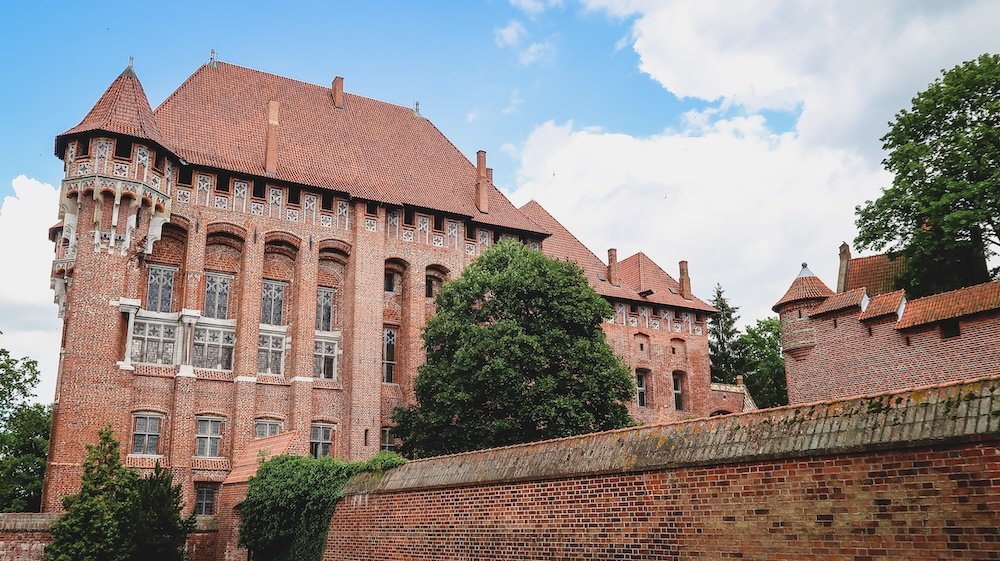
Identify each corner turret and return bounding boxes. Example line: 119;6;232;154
773;263;833;360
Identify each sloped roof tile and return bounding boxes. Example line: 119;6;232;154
809;288;867;317
773;265;835;311
618;252;716;312
859;289;906;321
896;280;1000;329
845;253;906;296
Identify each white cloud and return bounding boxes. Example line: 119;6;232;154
502;88;524;114
0;176;62;403
503;1;1000;328
466;110;480;123
494;19;527;48
508;120;890;326
518;41;555;66
510;0;563;16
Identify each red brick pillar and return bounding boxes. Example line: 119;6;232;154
289;238;318;377
170;371;197;514
232;235;264;376
231;377;257;460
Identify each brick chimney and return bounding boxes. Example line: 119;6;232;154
608;248;620;286
476;150;489;214
679;260;692;300
265;100;280;174
486;168;493;183
837;242;851;292
331;76;344;109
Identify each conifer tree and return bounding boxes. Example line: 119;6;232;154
708;284;742;384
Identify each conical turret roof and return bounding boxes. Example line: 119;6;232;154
772;263;834;312
55;64;168;156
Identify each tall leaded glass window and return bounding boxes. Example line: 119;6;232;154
146;266;175;312
260;280;286;325
316;287;335;331
193;326;235;370
195;417;223;457
132;413;162;455
203;273;232;319
130;320;177;365
382;327;397;383
257;333;284;375
314;339;338;379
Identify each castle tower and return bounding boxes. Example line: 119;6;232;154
44;63;176;510
772;263;833;405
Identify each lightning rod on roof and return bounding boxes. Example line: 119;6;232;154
128;56;134;69
209;49;218;68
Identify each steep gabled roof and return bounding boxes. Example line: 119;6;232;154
56;65;167;155
773;264;835;312
845;253;906;296
618;252;716;312
809;288;867;317
154;62;542;234
896;279;1000;329
518;201;715;312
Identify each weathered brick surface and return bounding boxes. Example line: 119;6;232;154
324;376;1000;561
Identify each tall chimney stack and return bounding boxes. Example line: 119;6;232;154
265;100;280;174
476;150;489;214
332;76;344;109
678;260;692;300
837;242;851;292
486;167;493;183
608;248;620;286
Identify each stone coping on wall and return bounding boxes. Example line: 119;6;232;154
0;512;218;532
345;374;1000;495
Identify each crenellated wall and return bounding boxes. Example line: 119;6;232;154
323;375;1000;561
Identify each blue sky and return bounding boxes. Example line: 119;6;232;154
2;0;999;402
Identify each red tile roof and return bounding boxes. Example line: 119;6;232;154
56;66;167;155
896;280;1000;329
518;201;715;312
809;288;867;317
224;431;297;484
618;252;716;312
773;265;835;311
153;62;542;234
845;253;906;296
859;289;905;321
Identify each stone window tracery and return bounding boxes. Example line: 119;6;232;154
130;320;177;365
314;339;338;379
316;287;335;331
193;326;235;370
382;327;397;383
146;266;175;312
257;333;285;375
260;280;286;325
203;273;231;319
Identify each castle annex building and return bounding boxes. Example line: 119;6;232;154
43;61;751;514
774;244;1000;404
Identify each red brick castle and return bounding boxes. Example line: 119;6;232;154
43;60;751;514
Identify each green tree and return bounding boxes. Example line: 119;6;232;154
239;452;405;561
392;240;634;458
708;284;741;384
855;53;1000;297
132;463;195;561
45;427;193;561
734;317;787;409
0;345;40;427
45;426;139;561
0;403;51;512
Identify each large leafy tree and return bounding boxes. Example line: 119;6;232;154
392;240;634;457
855;53;1000;297
0;344;41;426
45;427;193;561
0;403;51;512
708;284;741;384
734;317;787;409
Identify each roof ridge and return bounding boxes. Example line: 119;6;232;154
519;201;609;268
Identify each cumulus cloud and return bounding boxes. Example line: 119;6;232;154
508;120;889;326
0;176;62;403
510;0;563;16
502;1;1000;327
518;41;556;66
494;19;527;48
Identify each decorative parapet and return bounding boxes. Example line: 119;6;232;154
345;375;1000;495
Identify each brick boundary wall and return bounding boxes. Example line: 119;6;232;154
0;513;218;561
325;375;1000;560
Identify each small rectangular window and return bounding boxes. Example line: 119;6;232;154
288;187;300;206
194;484;218;515
384;272;395;293
310;424;334;458
465;221;476;240
132;413;162;455
216;175;230;192
178;167;193;185
254;419;282;438
252;180;266;199
114;139;132;159
321;192;334;211
636;372;647;407
195;417;223;457
404;208;415;226
629;303;638;314
314;338;338;379
673;373;685;411
203;273;232;319
257;333;285;375
433;215;444;231
381;427;396;451
146;266;175;312
316;287;335;331
940;319;960;339
382;328;397;383
425;276;435;298
365;202;378;215
260;280;286;325
77;138;90;157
